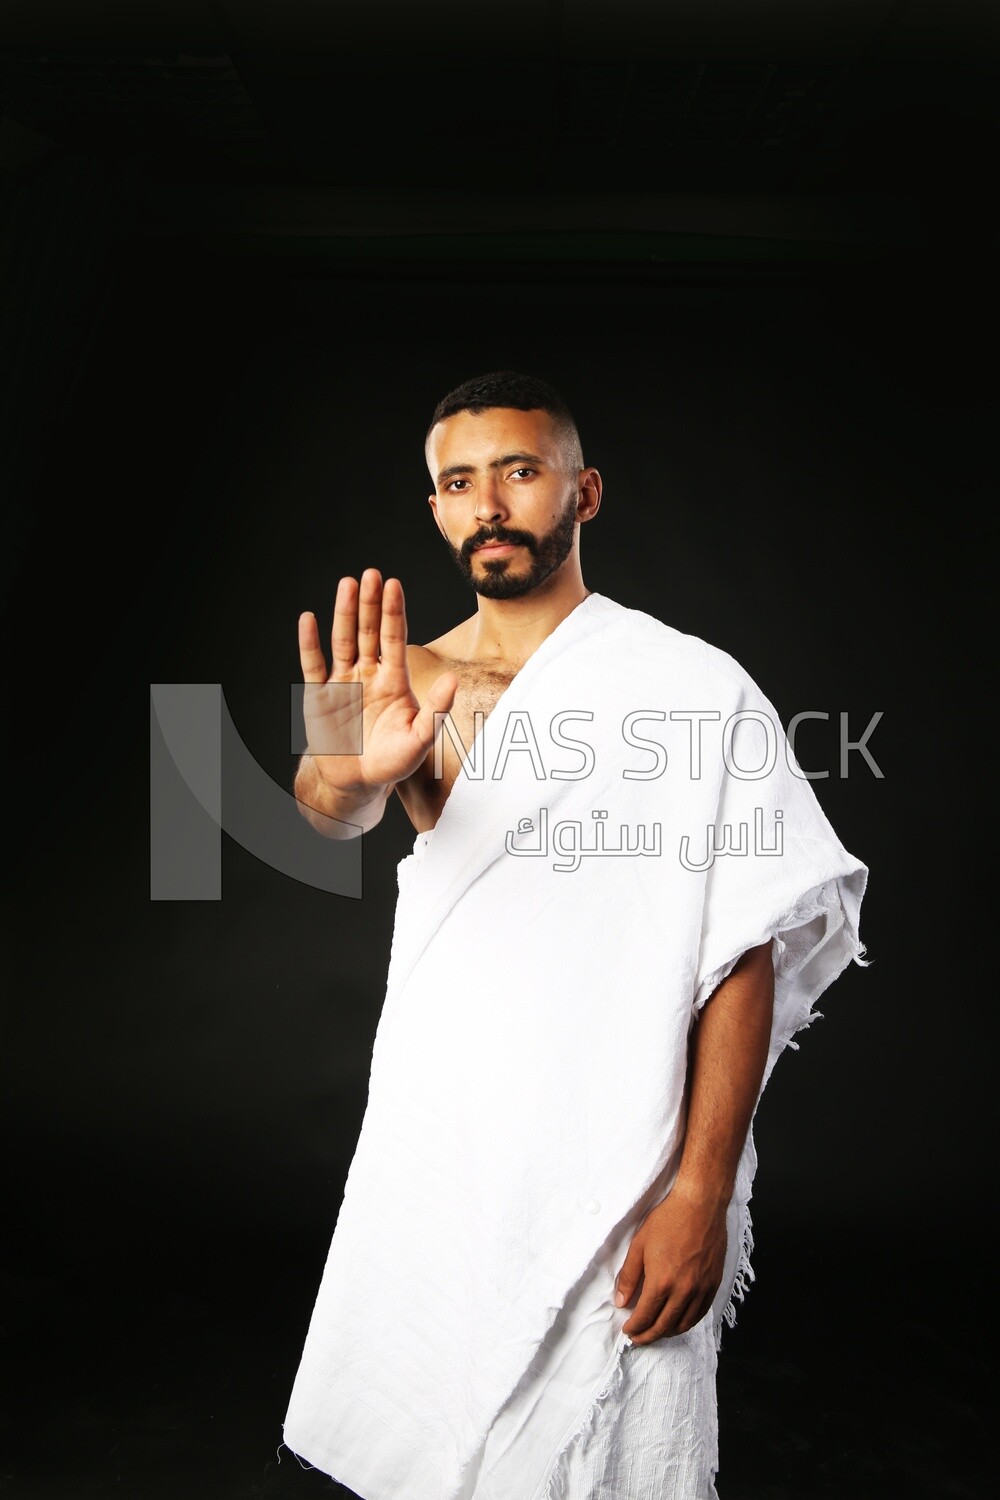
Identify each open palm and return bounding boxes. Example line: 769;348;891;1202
298;569;457;795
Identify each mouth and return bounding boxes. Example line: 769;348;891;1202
474;541;520;557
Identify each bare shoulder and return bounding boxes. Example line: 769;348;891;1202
406;618;474;695
405;642;446;696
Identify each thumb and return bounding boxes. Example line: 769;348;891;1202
428;669;459;716
412;671;459;746
613;1231;646;1309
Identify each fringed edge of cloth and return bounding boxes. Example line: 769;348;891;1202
538;1334;630;1500
717;1202;755;1348
705;872;869;1347
537;1321;721;1500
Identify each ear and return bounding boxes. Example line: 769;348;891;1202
428;492;446;536
576;467;602;524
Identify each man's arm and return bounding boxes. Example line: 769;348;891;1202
294;570;457;839
613;939;775;1345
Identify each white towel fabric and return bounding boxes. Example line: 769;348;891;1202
283;593;867;1499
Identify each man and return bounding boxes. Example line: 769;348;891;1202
283;372;867;1498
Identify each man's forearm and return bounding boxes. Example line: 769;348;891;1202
673;940;775;1209
613;940;776;1341
293;755;391;839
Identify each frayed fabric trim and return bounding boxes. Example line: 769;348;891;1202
717;1203;755;1348
538;1334;631;1500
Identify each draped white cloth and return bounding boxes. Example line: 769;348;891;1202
283;593;867;1499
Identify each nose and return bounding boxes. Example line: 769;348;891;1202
474;474;508;523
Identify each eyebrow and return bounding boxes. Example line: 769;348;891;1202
436;452;548;486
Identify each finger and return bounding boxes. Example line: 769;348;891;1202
675;1290;716;1338
409;671;459;750
667;1309;706;1340
629;1288;698;1346
379;578;409;673
298;611;329;684
613;1238;645;1309
331;577;359;677
356;568;383;671
622;1277;675;1339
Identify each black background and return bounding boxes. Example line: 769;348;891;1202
1;4;995;1498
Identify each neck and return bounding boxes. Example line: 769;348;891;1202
467;562;591;668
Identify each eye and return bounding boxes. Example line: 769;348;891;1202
511;467;535;479
445;479;471;492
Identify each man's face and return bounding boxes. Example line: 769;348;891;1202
426;407;581;600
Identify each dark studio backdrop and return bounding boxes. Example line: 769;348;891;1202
1;4;994;1499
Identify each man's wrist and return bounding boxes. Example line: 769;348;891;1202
668;1171;734;1215
302;755;383;805
294;757;388;834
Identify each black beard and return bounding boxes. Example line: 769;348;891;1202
445;506;578;600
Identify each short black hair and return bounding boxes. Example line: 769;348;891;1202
426;370;584;471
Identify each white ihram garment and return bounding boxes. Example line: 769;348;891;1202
283;594;868;1499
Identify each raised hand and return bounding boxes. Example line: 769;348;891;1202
298;570;457;817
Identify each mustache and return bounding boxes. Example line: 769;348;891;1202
460;525;537;563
